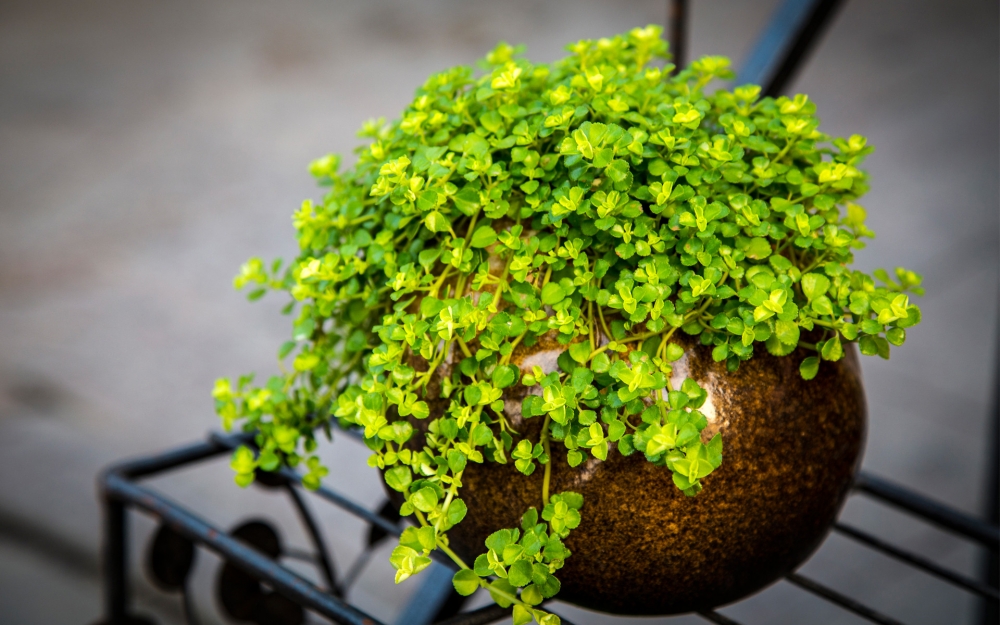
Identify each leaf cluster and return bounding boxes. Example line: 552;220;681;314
213;25;922;623
452;494;582;625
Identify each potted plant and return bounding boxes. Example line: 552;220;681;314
214;25;923;623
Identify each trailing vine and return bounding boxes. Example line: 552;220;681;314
215;26;923;624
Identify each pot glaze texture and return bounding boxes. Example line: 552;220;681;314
400;334;866;615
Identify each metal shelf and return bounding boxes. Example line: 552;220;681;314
92;430;999;625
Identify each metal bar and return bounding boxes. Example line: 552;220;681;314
429;602;576;625
286;482;340;596
854;472;1000;550
181;582;201;625
669;0;688;72
100;431;1000;624
736;0;818;87
834;522;999;601
734;0;845;96
103;496;128;623
340;549;373;592
697;609;744;625
432;603;517;625
786;573;904;625
762;0;845;97
304;478;404;540
107;437;233;480
102;472;385;625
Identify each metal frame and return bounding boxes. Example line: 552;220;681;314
94;430;999;625
93;1;1000;623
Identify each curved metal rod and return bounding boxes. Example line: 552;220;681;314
181;580;201;625
432;601;576;625
734;0;846;96
697;610;742;625
102;472;384;625
786;573;903;625
854;471;1000;550
340;548;373;593
834;522;999;601
669;0;687;72
285;482;341;596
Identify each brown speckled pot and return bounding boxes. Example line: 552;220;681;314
396;332;866;615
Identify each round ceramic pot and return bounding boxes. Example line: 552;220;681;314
406;331;866;615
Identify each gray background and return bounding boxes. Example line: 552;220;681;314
0;0;996;624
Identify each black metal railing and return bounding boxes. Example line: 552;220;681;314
92;428;999;625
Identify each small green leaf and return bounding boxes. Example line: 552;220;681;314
418;248;441;269
606;159;630;182
492;364;519;389
424;211;451;233
464;385;483;406
570;367;594;392
446;498;468;526
293;352;320;371
541;283;566;306
384;466;412;492
472;423;493;445
278;341;296;359
448;450;467;473
230;446;257;475
745;237;772;259
411;401;430;419
247;288;267;301
452;569;481;596
886;327;906;346
512;605;533;625
508;559;533;587
345;330;367;353
292;318;315;341
411;487;439;512
521;584;544;606
470;225;498;248
800;356;820;380
801;273;831;301
568;341;591;364
821;336;844;361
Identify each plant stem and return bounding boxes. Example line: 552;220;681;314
500;330;527;365
456;335;473;359
435;474;461;533
597;303;612;343
588;329;658;359
474;578;534;614
540;412;553;506
656;324;681;360
436;539;471;570
587;299;596;353
430;264;454;298
414;509;430;527
489;252;513;311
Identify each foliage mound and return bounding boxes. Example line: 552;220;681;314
215;25;922;623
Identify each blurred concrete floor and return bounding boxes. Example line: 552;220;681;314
0;0;996;624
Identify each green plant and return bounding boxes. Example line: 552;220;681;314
214;25;923;623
